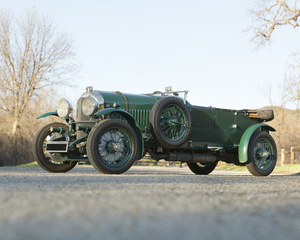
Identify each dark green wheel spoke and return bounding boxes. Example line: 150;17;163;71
164;128;171;138
161;111;169;118
161;125;169;131
170;128;174;139
174;110;181;119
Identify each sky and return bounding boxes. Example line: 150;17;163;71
2;0;299;109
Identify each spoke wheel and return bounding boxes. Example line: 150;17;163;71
159;104;187;141
32;122;77;173
98;127;132;167
187;161;218;175
87;119;138;174
150;97;191;149
246;131;277;176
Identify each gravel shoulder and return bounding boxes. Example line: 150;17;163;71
1;165;300;240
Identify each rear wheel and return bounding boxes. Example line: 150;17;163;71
86;119;138;174
32;122;77;173
187;161;218;175
246;131;277;176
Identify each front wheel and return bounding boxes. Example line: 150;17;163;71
187;161;218;175
246;131;277;176
32;122;77;173
86;119;138;174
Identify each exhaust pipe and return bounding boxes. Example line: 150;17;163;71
151;152;217;163
168;152;217;163
150;152;240;164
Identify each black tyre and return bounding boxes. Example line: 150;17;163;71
187;161;218;175
86;119;138;174
32;122;77;173
246;131;277;176
150;97;191;149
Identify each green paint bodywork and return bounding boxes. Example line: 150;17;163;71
37;89;276;165
96;91;164;131
238;123;275;163
36;111;58;119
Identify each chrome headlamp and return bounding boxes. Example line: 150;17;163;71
57;98;73;118
82;96;98;116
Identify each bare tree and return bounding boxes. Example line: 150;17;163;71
248;1;300;105
248;0;300;48
259;79;274;106
285;64;300;101
247;1;300;160
0;8;78;165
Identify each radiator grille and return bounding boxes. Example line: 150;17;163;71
128;109;150;129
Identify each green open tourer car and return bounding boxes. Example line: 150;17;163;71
33;86;277;176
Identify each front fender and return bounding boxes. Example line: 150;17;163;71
238;123;276;163
95;108;144;159
95;108;136;125
36;111;58;119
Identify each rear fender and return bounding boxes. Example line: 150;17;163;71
95;108;144;159
238;123;276;163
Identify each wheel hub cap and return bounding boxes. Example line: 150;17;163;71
113;143;122;151
262;151;270;158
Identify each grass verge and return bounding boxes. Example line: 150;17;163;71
17;162;39;167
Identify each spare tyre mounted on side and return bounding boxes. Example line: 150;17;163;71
150;97;191;149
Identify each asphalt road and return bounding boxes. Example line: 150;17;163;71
1;165;300;240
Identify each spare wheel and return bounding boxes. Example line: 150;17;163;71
149;97;191;149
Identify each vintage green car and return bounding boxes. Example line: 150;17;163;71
33;86;277;176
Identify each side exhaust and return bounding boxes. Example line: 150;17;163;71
151;152;239;164
167;152;217;163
